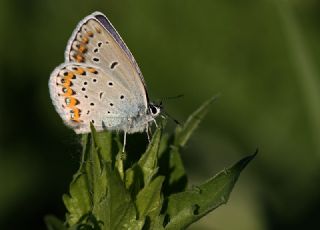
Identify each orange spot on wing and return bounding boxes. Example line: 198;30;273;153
74;67;85;75
87;67;97;73
63;87;73;96
75;54;84;62
78;45;87;53
62;79;71;87
66;97;78;107
65;72;75;80
71;108;81;122
82;36;89;44
87;31;94;37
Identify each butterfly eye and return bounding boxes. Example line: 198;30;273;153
150;105;160;116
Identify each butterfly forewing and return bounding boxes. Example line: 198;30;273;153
65;12;148;107
94;13;144;79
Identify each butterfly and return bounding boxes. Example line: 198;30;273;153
49;11;161;149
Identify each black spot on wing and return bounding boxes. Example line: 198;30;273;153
110;61;118;69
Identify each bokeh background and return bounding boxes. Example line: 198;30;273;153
1;0;320;229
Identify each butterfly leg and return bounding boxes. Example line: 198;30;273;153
146;123;151;143
122;131;127;152
152;118;158;128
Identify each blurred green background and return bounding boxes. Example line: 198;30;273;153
1;0;320;229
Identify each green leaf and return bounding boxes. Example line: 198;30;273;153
63;125;109;226
165;147;188;195
114;136;126;180
115;152;126;180
164;207;195;230
102;163;144;230
125;126;162;197
87;125;108;209
90;123;113;163
174;96;218;147
136;176;164;219
161;97;217;196
44;215;67;230
148;215;166;230
69;213;103;230
164;152;257;229
157;133;170;159
137;127;162;185
80;133;90;171
124;163;143;197
63;171;92;226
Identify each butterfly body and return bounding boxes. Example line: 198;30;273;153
49;12;160;136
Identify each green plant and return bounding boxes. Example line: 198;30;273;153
45;98;256;230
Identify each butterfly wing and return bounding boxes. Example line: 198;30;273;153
64;11;148;104
49;12;151;133
65;13;144;79
49;63;146;134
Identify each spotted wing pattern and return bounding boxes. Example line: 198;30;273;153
64;12;148;105
49;12;152;134
49;63;145;134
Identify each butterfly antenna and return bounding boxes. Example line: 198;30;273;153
155;94;183;125
160;94;184;103
161;110;181;125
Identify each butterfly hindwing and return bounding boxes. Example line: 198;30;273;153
49;63;145;133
